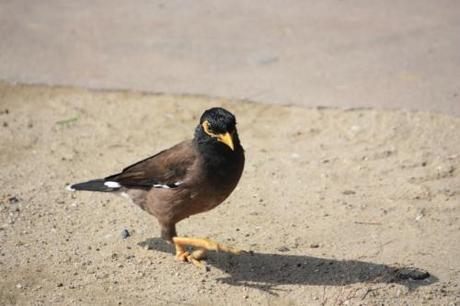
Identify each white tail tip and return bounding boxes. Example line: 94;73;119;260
104;181;121;188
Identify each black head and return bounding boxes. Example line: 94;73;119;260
200;107;236;133
194;107;240;151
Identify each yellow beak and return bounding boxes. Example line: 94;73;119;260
217;132;234;151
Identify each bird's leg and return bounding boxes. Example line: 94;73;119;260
173;237;241;267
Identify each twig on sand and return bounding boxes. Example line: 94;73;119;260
56;116;79;125
361;286;383;300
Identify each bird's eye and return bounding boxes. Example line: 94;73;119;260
202;120;217;136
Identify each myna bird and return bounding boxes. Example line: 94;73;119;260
68;107;245;267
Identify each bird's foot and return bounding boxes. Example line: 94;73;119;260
173;237;241;268
175;249;207;268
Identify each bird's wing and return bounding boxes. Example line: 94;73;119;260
105;140;197;189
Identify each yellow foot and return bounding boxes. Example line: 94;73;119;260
175;250;205;268
173;237;241;267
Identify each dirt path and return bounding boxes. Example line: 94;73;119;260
0;83;459;305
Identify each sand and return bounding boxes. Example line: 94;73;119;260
0;83;459;305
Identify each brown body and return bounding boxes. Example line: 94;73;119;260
117;140;245;241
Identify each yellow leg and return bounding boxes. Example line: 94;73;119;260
173;237;241;267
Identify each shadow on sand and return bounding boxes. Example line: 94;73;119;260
139;238;437;293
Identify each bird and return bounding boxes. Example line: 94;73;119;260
68;107;245;267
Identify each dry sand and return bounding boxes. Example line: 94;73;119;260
0;83;459;305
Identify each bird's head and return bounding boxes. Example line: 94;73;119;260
195;107;239;151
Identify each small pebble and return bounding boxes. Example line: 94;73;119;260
8;196;19;204
310;243;320;248
121;229;130;239
16;283;22;289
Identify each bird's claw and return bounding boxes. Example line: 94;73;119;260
175;251;190;262
175;251;204;268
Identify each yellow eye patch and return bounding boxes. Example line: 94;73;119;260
202;120;219;137
201;120;234;151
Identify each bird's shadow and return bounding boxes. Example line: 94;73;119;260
139;238;437;294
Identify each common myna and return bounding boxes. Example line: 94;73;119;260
68;107;245;266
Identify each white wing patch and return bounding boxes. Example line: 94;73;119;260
104;181;121;188
153;181;183;189
153;184;170;189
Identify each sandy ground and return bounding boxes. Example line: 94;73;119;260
0;83;459;305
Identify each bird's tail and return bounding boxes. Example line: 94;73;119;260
67;179;121;192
